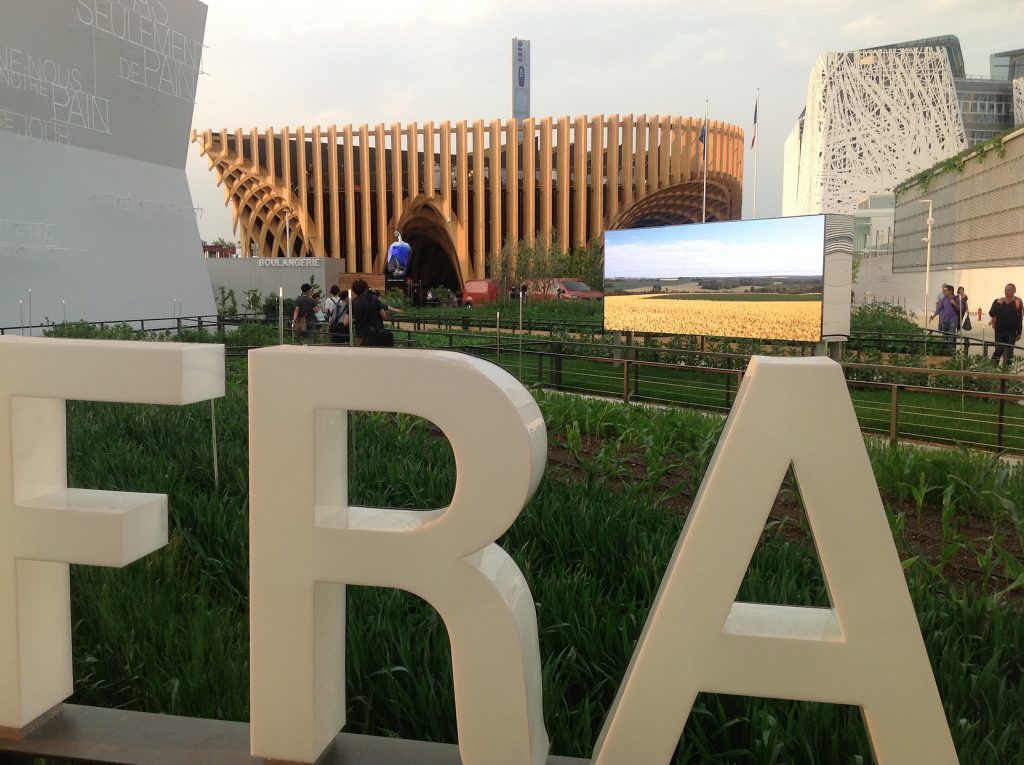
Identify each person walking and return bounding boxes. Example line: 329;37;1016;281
957;286;971;331
989;283;1023;365
291;283;316;343
930;284;960;352
344;279;397;346
324;284;349;345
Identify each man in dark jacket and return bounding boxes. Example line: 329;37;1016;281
989;283;1023;364
291;283;316;342
345;279;394;346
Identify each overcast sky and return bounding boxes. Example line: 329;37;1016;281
187;0;1024;243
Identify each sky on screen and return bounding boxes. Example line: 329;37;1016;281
188;1;1024;243
605;216;825;279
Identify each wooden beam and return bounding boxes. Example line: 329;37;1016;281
456;120;469;277
538;117;552;249
620;115;633;209
489;119;502;259
522;117;536;246
590;114;604;240
0;704;589;765
343;125;356;266
606;115;619;222
374;123;388;270
555;115;569;253
423;121;435;198
312;125;325;256
505;118;519;247
471;120;485;277
573;114;587;249
359;124;372;271
328;125;341;261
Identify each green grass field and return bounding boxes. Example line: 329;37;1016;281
60;364;1024;764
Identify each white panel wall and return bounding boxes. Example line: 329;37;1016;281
788;48;967;216
0;0;213;331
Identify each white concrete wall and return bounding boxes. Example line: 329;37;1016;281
854;251;1024;337
0;0;214;331
205;258;326;310
204;258;357;311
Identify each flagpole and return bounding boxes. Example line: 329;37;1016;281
752;88;759;220
702;99;708;223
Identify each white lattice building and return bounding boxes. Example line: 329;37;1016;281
1015;78;1024;125
783;47;967;216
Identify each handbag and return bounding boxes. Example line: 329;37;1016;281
365;327;394;347
962;316;972;331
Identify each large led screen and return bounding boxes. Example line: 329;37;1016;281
604;215;852;342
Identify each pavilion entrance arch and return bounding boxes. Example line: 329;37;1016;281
388;197;467;293
608;178;738;231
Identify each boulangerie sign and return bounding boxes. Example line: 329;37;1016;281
0;338;958;764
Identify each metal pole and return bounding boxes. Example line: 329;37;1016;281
919;199;933;358
997;377;1007;453
277;287;284;344
702;100;709;223
519;289;524;381
751;88;758;220
890;385;899;445
210;400;220;491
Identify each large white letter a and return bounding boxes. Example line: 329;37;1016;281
593;356;958;765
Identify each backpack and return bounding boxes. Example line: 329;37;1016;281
328;297;346;332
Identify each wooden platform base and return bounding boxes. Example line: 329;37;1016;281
0;703;63;743
0;704;587;765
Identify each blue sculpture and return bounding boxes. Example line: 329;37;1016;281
386;232;412;277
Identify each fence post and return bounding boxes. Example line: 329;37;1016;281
997;377;1007;453
176;317;182;339
890;384;899;445
552;341;563;390
724;371;732;410
623;331;634;403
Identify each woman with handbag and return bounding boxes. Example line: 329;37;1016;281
957;286;971;331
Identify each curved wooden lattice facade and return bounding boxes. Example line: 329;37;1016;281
193;115;744;287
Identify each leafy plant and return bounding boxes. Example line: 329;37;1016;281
243;288;264;314
215;287;238;317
